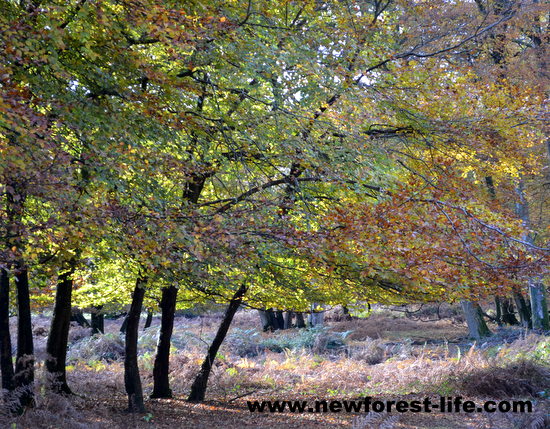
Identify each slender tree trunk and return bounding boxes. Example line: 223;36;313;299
14;267;34;408
151;285;178;399
461;300;491;340
494;296;503;326
513;292;532;329
0;268;15;404
45;266;74;394
283;311;293;329
91;306;104;334
6;182;33;409
529;278;549;331
124;276;147;413
187;284;247;402
295;312;306;328
143;310;153;331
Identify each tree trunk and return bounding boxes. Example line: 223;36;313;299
0;268;15;404
91;306;104;334
494;296;503;326
143;310;153;330
14;267;34;408
188;284;247;402
151;285;178;399
45;267;74;394
124;276;147;413
283;311;293;329
515;178;547;331
258;309;278;331
70;309;90;328
461;300;491;340
258;310;271;331
275;310;285;330
266;308;278;330
529;278;549;331
513;292;532;329
295;312;306;328
500;298;519;325
120;314;129;334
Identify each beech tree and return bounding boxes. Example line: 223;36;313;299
1;0;548;414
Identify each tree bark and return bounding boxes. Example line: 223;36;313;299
70;309;90;328
529;278;549;331
275;310;285;330
143;309;153;330
14;267;34;408
45;266;74;394
266;308;278;330
120;314;129;334
515;178;547;331
91;306;104;334
513;292;532;329
0;268;15;401
258;309;278;331
283;311;293;329
187;284;247;402
151;285;178;399
258;310;271;331
295;312;306;328
500;298;519;325
494;296;503;326
461;300;491;340
124;276;147;413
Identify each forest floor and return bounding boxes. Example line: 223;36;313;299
2;306;549;429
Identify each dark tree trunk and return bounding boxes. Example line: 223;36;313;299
283;311;293;329
45;267;74;394
258;310;270;331
120;314;129;334
124;277;147;413
295;312;306;328
188;284;247;402
14;267;34;408
70;309;90;328
143;310;153;331
0;268;15;401
258;309;277;331
266;308;278;330
151;285;178;399
500;298;519;326
275;310;285;330
514;292;532;329
270;309;282;330
91;306;104;334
